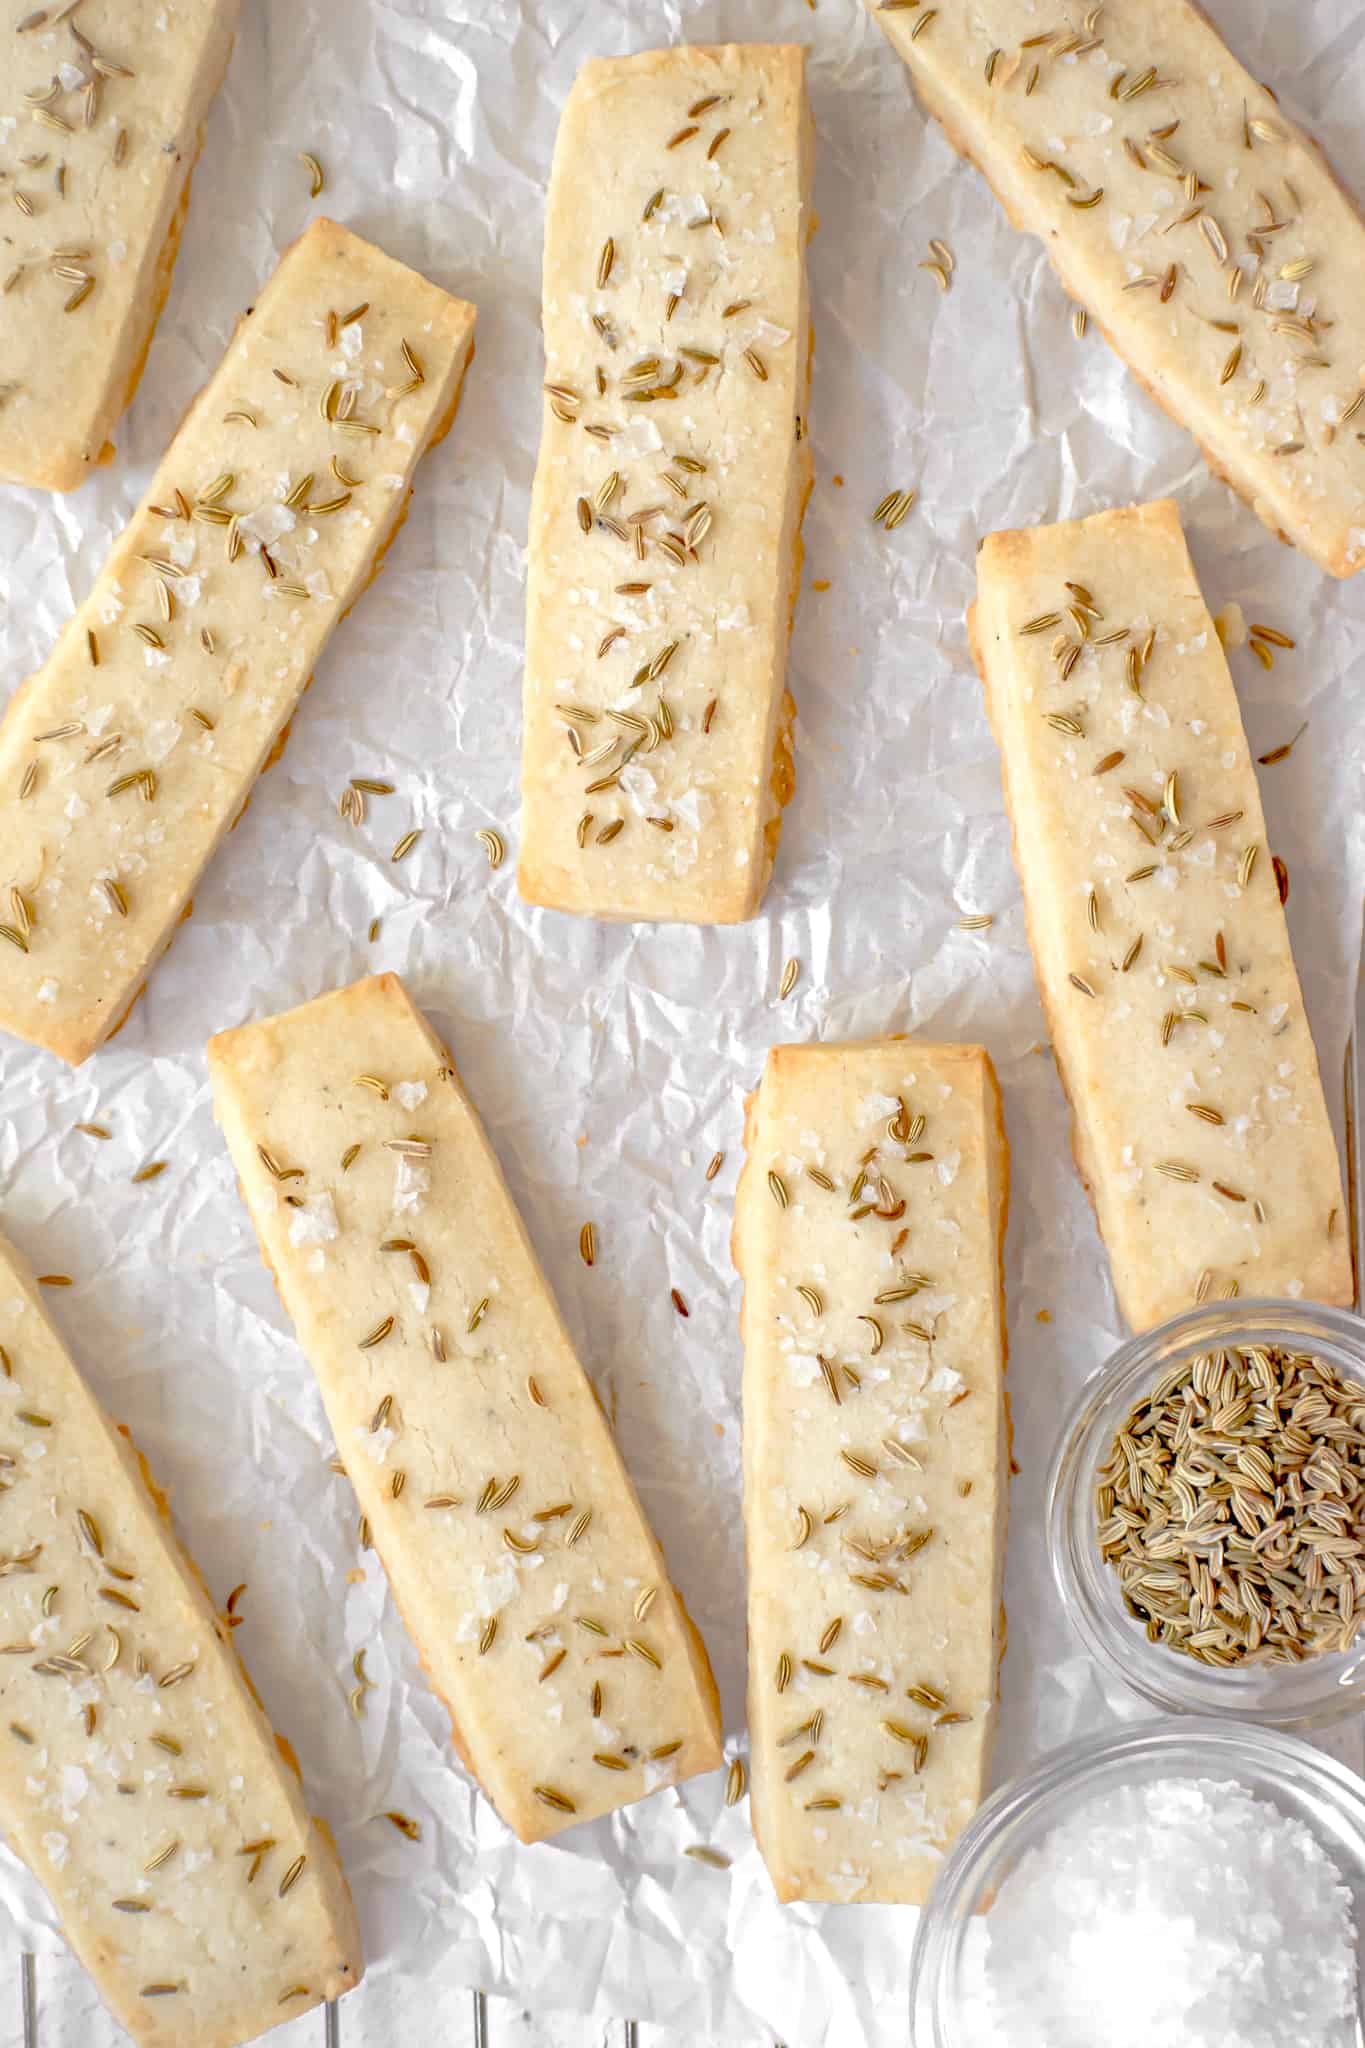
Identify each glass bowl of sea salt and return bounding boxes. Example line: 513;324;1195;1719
1048;1297;1365;1726
910;1717;1365;2048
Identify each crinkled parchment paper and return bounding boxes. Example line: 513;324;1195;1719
1;1;1363;2043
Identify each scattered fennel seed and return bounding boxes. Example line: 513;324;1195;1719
873;487;916;530
1258;721;1307;766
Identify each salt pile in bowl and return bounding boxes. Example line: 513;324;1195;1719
961;1777;1359;2048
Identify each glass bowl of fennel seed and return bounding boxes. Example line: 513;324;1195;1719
1048;1299;1365;1728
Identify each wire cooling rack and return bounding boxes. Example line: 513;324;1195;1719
8;1030;1360;2046
13;1958;701;2047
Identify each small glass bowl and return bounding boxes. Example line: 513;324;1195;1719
911;1718;1365;2048
1048;1298;1365;1728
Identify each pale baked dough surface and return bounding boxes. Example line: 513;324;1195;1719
867;0;1365;577
0;219;475;1066
972;498;1352;1329
734;1040;1009;1904
208;973;723;1844
0;0;240;492
519;43;814;922
0;1232;361;2048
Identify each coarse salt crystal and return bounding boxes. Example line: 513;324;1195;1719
962;1776;1357;2048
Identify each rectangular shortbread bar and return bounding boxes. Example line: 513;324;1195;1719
0;217;475;1066
866;0;1365;577
207;973;724;1843
971;498;1353;1327
733;1040;1010;1903
0;0;240;492
0;1229;361;2047
519;44;815;921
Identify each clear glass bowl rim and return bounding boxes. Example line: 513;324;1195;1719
1046;1296;1365;1728
910;1714;1365;2048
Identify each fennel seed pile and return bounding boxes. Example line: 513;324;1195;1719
1097;1345;1365;1666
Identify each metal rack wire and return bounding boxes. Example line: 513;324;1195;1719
12;1967;651;2046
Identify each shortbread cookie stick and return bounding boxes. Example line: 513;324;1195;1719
0;219;475;1066
866;1;1365;578
971;499;1352;1328
0;1230;361;2047
208;973;723;1843
0;0;240;492
733;1041;1010;1904
519;44;815;922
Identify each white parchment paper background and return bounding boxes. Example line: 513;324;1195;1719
1;1;1364;2044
